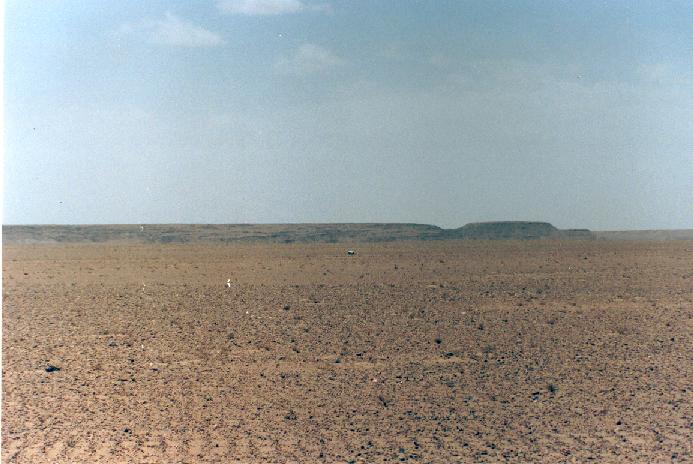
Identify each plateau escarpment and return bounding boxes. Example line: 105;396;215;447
2;222;596;244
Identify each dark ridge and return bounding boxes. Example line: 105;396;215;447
443;221;558;240
1;222;600;244
2;223;443;244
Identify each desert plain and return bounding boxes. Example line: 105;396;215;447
2;238;692;462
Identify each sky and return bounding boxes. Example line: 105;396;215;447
4;0;692;229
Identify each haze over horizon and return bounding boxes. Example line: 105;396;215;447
4;1;692;230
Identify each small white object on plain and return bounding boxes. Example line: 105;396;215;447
226;279;231;288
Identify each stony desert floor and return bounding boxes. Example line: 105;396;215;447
2;240;692;463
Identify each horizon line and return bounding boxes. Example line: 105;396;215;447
3;223;693;232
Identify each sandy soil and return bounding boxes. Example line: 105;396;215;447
2;240;692;463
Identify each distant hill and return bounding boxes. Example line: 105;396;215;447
441;221;560;240
2;223;442;244
3;222;690;244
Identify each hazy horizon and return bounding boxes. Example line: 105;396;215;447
4;222;692;233
5;1;692;230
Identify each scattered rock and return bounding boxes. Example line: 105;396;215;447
45;365;60;373
283;304;291;310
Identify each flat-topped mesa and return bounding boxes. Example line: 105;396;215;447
2;222;597;243
444;221;559;240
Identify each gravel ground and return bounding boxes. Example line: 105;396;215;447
3;240;692;463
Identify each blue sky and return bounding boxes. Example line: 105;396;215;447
4;0;692;229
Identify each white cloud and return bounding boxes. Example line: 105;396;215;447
217;0;329;15
116;13;224;47
275;43;345;76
